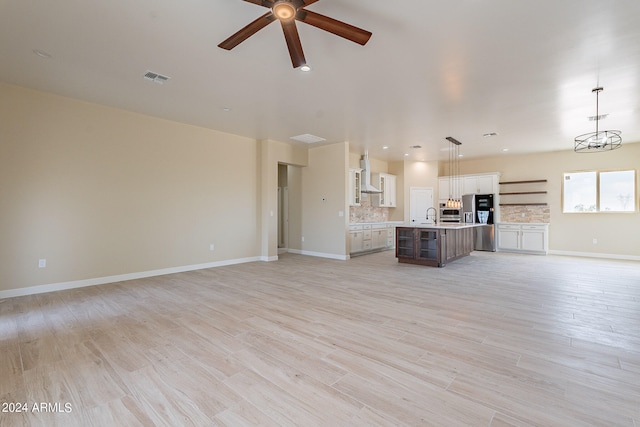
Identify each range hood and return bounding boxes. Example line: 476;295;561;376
360;152;381;193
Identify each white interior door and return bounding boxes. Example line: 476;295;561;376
410;187;434;225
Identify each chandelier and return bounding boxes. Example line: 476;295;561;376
445;137;462;208
574;87;622;153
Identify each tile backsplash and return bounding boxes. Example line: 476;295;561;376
500;205;550;223
350;195;389;223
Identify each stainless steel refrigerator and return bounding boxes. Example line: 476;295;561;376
462;194;496;252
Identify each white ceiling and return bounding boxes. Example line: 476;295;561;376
2;0;640;161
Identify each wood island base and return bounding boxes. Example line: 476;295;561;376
395;226;475;267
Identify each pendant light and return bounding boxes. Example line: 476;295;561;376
574;87;622;152
445;137;462;208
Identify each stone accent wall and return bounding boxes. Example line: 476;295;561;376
349;195;389;223
500;205;550;223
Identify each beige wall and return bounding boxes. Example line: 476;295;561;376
302;142;349;258
399;160;440;223
4;82;636;296
286;165;304;252
1;83;260;293
258;139;308;260
0;83;349;295
452;146;640;258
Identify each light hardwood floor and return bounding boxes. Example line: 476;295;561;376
1;251;639;426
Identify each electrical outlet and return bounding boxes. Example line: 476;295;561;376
38;259;46;268
592;238;597;244
301;236;305;242
209;243;215;251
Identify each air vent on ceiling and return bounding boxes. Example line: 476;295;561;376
290;134;326;144
588;114;608;121
143;70;170;84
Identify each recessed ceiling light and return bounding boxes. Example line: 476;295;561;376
458;154;464;157
33;49;52;58
222;107;232;112
404;153;409;157
382;146;389;150
502;148;509;152
300;65;311;72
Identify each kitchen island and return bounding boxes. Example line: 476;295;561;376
395;224;482;267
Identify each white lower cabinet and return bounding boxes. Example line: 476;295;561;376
349;226;364;253
349;223;397;255
497;223;549;254
371;225;387;249
386;224;395;248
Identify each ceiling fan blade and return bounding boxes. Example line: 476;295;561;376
280;20;306;68
297;0;320;6
243;0;274;7
218;11;276;50
297;9;372;45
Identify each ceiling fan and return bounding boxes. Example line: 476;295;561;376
218;0;372;69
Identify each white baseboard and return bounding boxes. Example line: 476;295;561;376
549;250;640;262
0;256;263;300
287;249;349;261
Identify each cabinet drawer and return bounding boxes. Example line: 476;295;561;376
363;241;372;250
498;224;521;230
349;224;363;231
363;230;372;240
362;224;372;231
521;225;546;230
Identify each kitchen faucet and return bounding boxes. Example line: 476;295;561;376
426;207;437;224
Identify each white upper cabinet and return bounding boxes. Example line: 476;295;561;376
439;173;500;202
463;174;498;195
349;168;362;206
438;176;463;202
372;173;397;207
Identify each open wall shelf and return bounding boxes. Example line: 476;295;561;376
499;180;548;206
499;180;547;185
500;203;548;206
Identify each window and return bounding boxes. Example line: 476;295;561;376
563;170;636;213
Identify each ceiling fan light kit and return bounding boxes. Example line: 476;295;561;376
574;87;622;153
272;1;296;21
218;0;372;69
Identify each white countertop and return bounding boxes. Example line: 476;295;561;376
400;223;488;229
349;221;404;226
